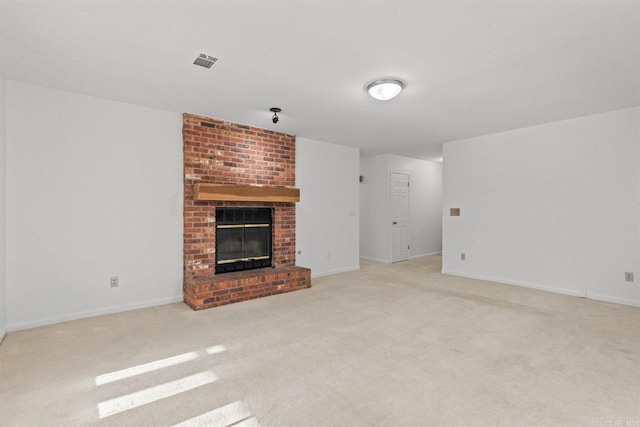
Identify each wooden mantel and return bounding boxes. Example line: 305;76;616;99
193;183;300;203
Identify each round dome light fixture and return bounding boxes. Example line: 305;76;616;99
366;79;405;101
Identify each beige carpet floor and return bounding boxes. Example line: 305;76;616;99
1;256;639;426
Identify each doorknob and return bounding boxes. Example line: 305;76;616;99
392;221;398;225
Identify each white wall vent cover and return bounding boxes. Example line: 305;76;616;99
193;53;218;69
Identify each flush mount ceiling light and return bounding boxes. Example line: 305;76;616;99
366;79;405;101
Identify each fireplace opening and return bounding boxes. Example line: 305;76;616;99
215;208;273;274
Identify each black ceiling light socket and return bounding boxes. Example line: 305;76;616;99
270;107;281;124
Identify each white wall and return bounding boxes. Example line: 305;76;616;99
6;82;184;330
359;155;389;262
443;107;640;307
0;74;7;341
296;137;360;277
360;154;443;263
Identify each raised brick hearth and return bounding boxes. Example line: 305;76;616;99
183;113;311;310
184;266;311;309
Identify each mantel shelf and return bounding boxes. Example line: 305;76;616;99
193;183;300;203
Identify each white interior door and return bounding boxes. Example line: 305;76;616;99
391;172;409;263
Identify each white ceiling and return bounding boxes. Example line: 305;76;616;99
1;0;638;161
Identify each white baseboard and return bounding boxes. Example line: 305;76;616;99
441;270;640;308
7;295;185;332
410;252;441;260
359;256;391;264
441;269;584;298
0;326;6;345
361;253;441;264
311;265;360;279
585;292;640;308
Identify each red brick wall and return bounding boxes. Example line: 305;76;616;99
183;113;297;278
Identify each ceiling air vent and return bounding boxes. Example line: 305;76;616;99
193;53;218;69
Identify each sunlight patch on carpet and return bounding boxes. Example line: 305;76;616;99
95;352;200;385
95;345;227;386
172;400;260;427
97;370;218;418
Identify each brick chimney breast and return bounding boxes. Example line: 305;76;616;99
182;113;310;310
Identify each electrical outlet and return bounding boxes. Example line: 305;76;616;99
461;253;466;261
625;272;634;282
110;276;119;288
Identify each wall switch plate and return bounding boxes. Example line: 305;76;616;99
625;272;634;282
110;276;119;288
461;253;466;261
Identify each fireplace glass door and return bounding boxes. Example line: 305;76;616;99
215;208;272;273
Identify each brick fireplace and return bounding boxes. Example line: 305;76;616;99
182;113;311;310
